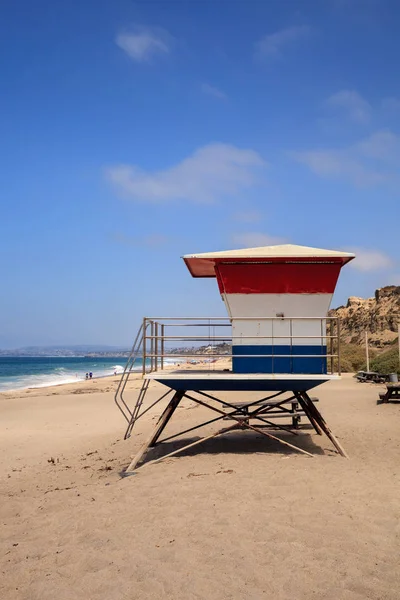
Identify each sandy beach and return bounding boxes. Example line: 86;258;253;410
1;373;400;599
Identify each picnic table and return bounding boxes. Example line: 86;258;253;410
356;371;387;384
379;383;400;403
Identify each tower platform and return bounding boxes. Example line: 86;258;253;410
145;370;339;392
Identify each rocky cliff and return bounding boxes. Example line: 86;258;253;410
329;286;400;347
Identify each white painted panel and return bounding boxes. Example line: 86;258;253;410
224;293;332;318
226;294;332;346
291;319;327;345
232;319;326;346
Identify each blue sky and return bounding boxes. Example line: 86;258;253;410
1;0;400;348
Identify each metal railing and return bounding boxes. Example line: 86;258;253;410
114;316;341;425
140;316;341;375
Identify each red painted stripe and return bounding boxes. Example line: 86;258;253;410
215;263;341;294
184;256;351;278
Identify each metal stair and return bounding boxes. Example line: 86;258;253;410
114;322;144;428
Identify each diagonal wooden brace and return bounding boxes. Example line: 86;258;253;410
126;390;184;472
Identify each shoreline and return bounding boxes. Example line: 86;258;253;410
0;357;228;396
0;373;124;400
0;356;189;394
0;370;136;394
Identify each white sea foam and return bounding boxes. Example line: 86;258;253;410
0;372;83;392
0;363;128;392
0;358;190;393
162;358;182;365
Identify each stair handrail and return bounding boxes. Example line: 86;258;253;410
114;322;144;422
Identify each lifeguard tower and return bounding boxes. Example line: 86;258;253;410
115;244;355;472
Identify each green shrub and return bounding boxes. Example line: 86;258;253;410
370;344;400;374
339;356;358;373
333;343;376;373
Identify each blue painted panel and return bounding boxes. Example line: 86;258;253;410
232;345;327;374
154;378;328;392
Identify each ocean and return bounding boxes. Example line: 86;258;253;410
0;356;135;392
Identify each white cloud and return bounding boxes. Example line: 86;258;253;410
292;129;400;187
116;27;171;63
232;211;263;223
231;232;287;247
255;25;310;60
357;130;400;161
106;143;266;204
346;248;394;272
292;150;385;186
201;83;227;100
326;90;371;124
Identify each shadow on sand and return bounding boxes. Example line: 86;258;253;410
121;426;329;474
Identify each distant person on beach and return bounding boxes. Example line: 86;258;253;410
114;369;117;376
85;373;89;380
89;372;93;379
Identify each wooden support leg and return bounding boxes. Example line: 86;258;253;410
126;390;184;472
301;392;349;459
295;392;323;435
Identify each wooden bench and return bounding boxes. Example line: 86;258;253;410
222;397;319;428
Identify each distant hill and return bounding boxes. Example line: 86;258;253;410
329;286;400;348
